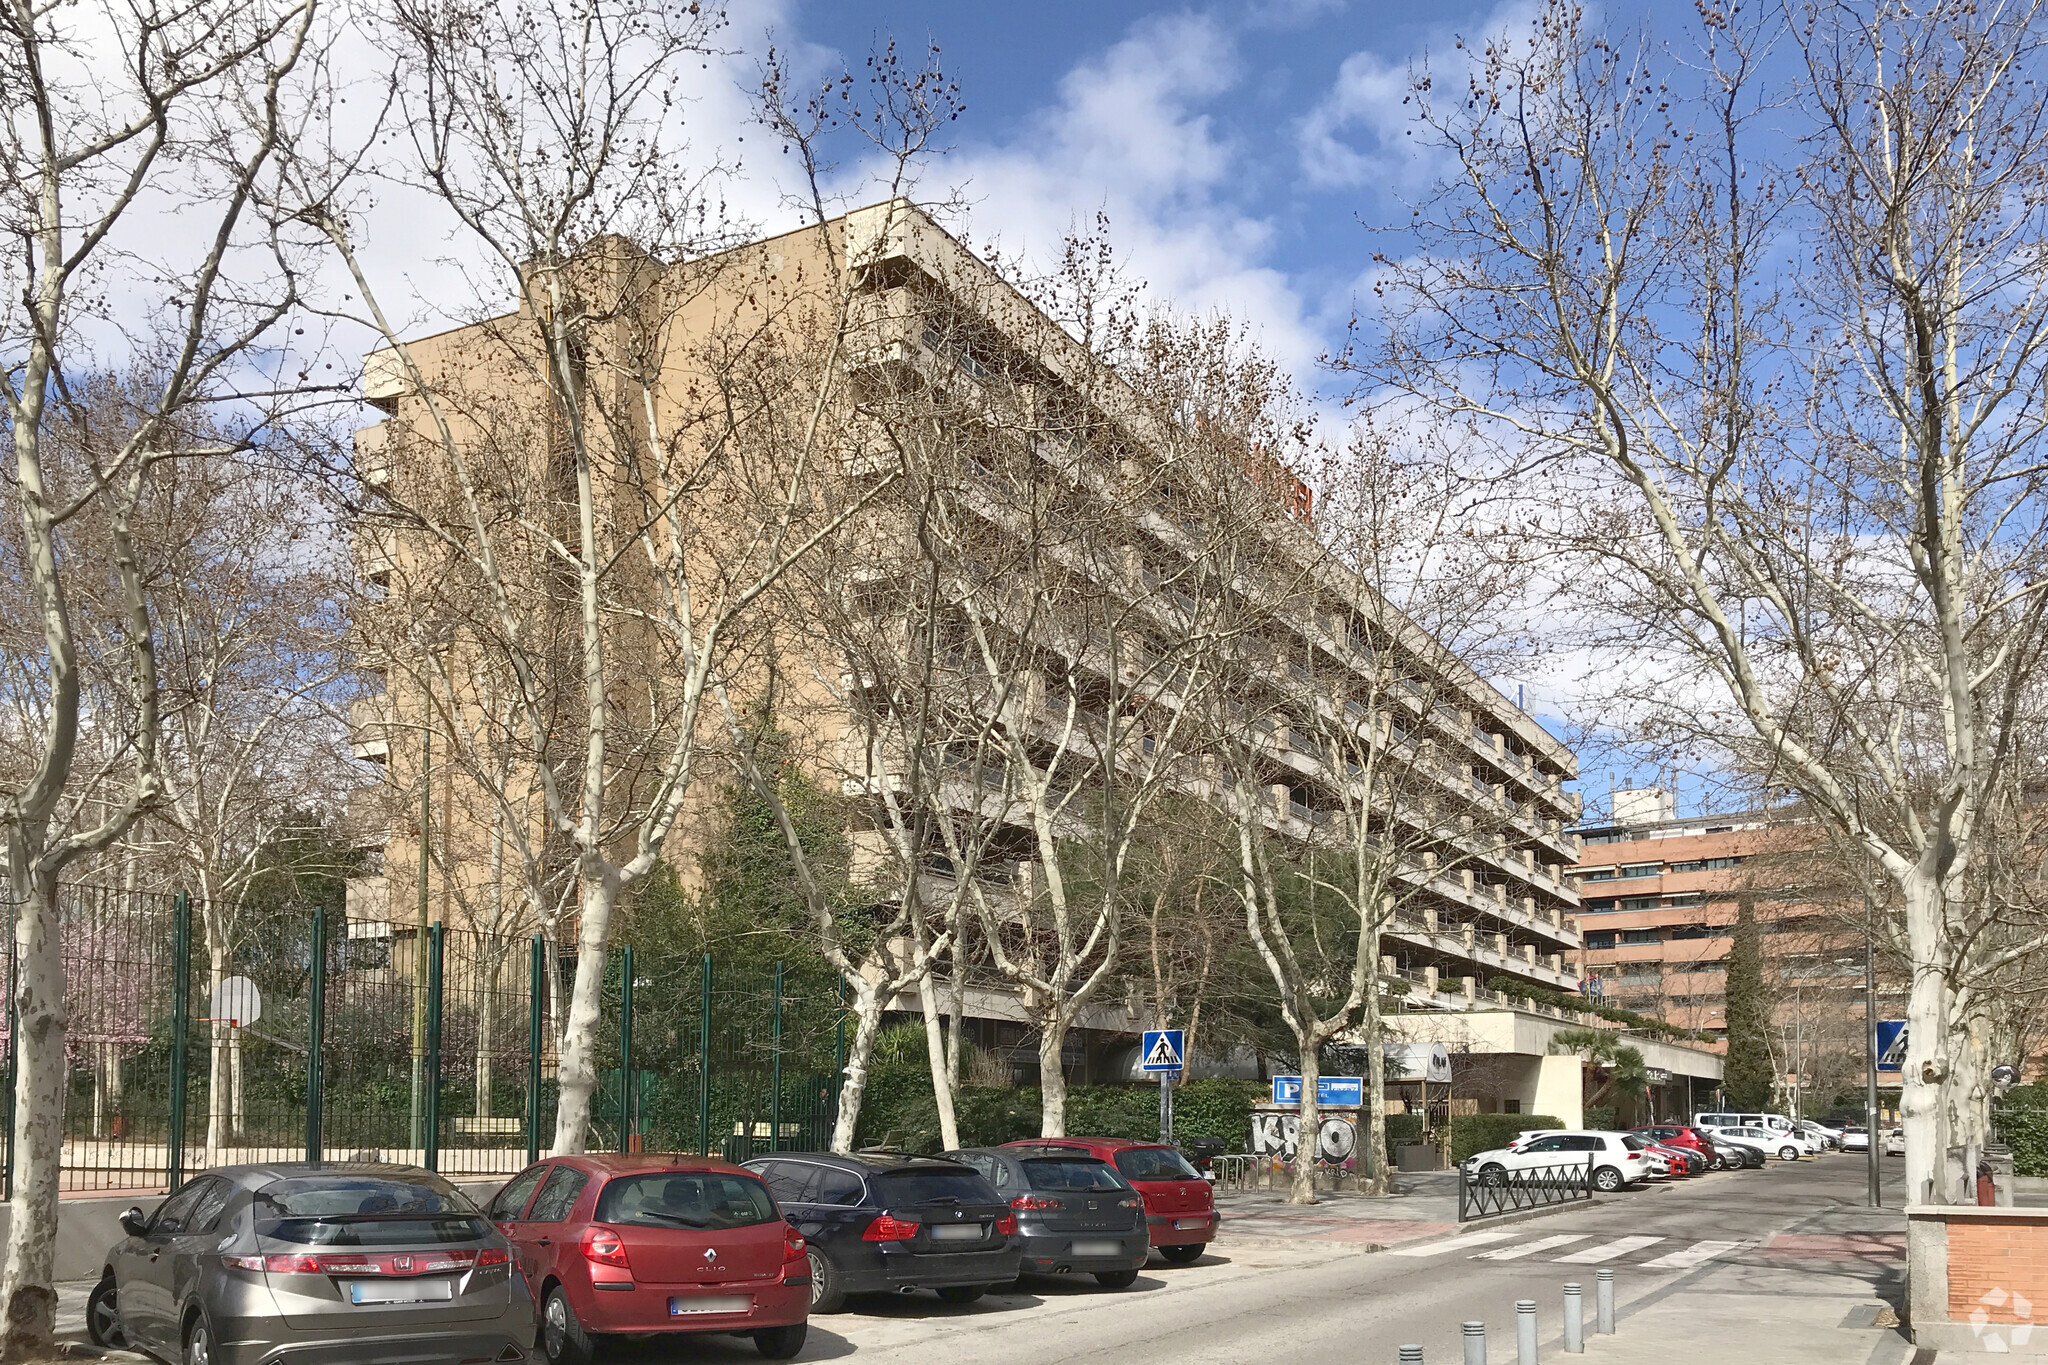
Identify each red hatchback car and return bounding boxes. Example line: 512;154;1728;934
486;1154;809;1364
1003;1138;1218;1263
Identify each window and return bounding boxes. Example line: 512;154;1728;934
1580;868;1618;882
1582;899;1616;913
1620;896;1660;911
595;1174;778;1230
1022;1159;1127;1192
1621;929;1660;945
1619;864;1660;878
1671;924;1712;940
1666;892;1707;907
1585;930;1616;949
1669;856;1744;872
189;1180;235;1235
1112;1147;1202;1181
527;1166;589;1223
870;1168;999;1204
149;1180;214;1236
1520;1136;1567;1153
488;1166;547;1221
1503;1100;1521;1114
749;1161;813;1205
813;1169;865;1205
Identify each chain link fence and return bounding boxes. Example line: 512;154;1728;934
4;886;843;1193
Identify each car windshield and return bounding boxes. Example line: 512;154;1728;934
1112;1147;1200;1181
594;1173;777;1229
871;1168;997;1206
254;1176;484;1246
1023;1159;1127;1192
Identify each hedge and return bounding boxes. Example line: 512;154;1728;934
1387;1113;1425;1146
1450;1113;1562;1163
1484;976;1708;1043
1997;1084;2048;1177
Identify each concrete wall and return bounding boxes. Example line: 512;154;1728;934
1535;1056;1584;1127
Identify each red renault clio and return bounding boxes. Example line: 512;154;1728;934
486;1154;809;1364
1002;1138;1219;1263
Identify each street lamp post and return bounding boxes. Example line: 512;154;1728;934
1864;902;1881;1207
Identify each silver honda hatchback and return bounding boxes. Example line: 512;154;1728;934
89;1163;533;1365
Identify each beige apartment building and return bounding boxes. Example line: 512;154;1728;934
342;201;1720;1107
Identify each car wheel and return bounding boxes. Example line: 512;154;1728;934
540;1284;595;1365
1478;1163;1508;1187
1779;1145;1799;1161
1160;1244;1204;1264
807;1248;847;1314
755;1323;809;1360
86;1276;122;1349
184;1312;214;1365
937;1285;987;1304
1592;1165;1623;1192
1095;1270;1139;1289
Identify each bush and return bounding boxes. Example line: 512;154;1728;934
1997;1084;2048;1177
1450;1113;1562;1164
1386;1113;1425;1146
1583;1105;1616;1132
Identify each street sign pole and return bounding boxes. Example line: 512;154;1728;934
1159;1069;1174;1144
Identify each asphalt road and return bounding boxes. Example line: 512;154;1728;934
589;1153;1906;1365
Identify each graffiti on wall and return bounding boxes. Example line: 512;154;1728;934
1249;1110;1359;1168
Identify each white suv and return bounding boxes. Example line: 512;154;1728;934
1463;1131;1651;1192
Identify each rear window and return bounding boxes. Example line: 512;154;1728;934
1620;1136;1649;1151
870;1168;997;1205
1112;1147;1199;1181
254;1176;484;1247
1023;1159;1127;1192
595;1173;778;1230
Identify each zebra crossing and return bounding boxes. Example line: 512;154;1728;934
1390;1230;1756;1269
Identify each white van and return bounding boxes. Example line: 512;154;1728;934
1693;1111;1794;1134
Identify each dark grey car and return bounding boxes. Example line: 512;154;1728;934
88;1163;534;1365
943;1148;1148;1287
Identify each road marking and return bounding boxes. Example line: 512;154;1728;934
1640;1239;1752;1270
1389;1230;1518;1257
1552;1235;1663;1263
1472;1235;1590;1261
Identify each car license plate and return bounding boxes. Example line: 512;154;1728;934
348;1280;454;1305
669;1295;750;1316
1072;1239;1122;1257
1174;1218;1208;1230
929;1224;985;1241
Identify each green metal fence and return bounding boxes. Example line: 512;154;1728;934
13;886;843;1193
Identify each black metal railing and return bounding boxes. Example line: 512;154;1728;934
1458;1155;1595;1221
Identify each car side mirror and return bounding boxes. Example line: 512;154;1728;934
119;1207;149;1238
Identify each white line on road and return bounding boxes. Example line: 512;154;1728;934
1639;1239;1752;1270
1388;1230;1518;1257
1471;1234;1591;1261
1552;1235;1664;1263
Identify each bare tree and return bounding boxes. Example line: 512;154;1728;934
0;0;319;1341
1355;0;2048;1205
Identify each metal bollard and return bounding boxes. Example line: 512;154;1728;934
1463;1321;1487;1365
1563;1283;1584;1354
1400;1346;1425;1365
1595;1268;1615;1335
1517;1299;1538;1365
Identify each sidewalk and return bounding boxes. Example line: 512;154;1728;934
1575;1200;1911;1365
1216;1173;1460;1250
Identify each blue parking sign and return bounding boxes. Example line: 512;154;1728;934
1141;1030;1185;1073
1876;1020;1908;1073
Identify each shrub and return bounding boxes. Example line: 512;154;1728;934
1997;1084;2048;1178
1450;1113;1562;1163
1386;1113;1425;1146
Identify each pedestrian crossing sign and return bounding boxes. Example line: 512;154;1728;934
1141;1029;1185;1073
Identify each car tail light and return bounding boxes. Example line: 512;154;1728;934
1117;1196;1143;1210
783;1229;806;1262
862;1213;920;1242
582;1226;633;1270
475;1247;510;1268
994;1213;1017;1236
1009;1195;1063;1211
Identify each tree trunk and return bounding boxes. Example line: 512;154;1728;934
1361;970;1390;1196
549;875;616;1155
476;949;498;1118
916;972;960;1151
1899;869;1952;1205
1290;1039;1321;1205
0;852;66;1358
832;979;886;1153
1037;1015;1069;1138
205;947;227;1167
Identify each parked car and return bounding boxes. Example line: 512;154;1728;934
944;1148;1149;1287
1693;1110;1798;1136
1794;1121;1841;1150
1463;1131;1650;1192
1840;1125;1870;1152
742;1152;1020;1313
89;1163;533;1365
1884;1128;1907;1156
1001;1138;1219;1263
487;1154;808;1363
1702;1124;1815;1161
1630;1129;1728;1178
1647;1141;1706;1175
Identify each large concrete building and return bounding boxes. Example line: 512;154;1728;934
343;202;1721;1113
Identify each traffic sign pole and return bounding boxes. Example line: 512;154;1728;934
1160;1069;1174;1144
